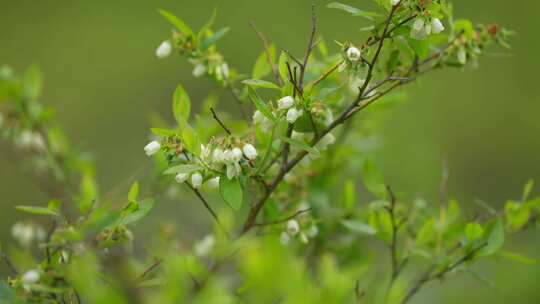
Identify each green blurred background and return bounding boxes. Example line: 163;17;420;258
1;0;539;302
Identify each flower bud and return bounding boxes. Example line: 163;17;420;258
156;40;172;59
194;234;215;257
212;148;225;163
413;18;425;31
144;140;161;156
191;172;203;189
286;108;303;124
391;0;400;5
206;176;220;189
286;219;300;236
242;143;257;160
280;231;291;245
192;64;206;77
22;269;40;287
277;96;295;110
431;18;445;34
175;173;188;183
231;147;243;162
346;47;361;62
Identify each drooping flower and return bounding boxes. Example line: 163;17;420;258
277;96;295;110
21;269;40;290
280;231;291;245
286;219;300;236
346;46;361;62
206;176;220;189
175;173;188;183
242;143;258;160
144;141;161;156
286;108;303;124
156;40;172;59
191;173;203;189
390;0;401;5
212;148;226;163
253;110;272;131
194;234;215;257
431;18;445;34
192;64;206;77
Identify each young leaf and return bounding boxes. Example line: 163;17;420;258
498;250;536;265
278;52;289;83
416;218;435;246
477;218;505;256
281;137;320;158
219;174;243;210
128;181;139;202
242;79;281;90
22;65;42;100
158;9;194;37
197;7;218;42
15;205;58;216
465;222;484;241
173;84;191;124
341;220;377;235
163;164;203;175
326;2;378;20
252;46;275;80
362;159;386;198
523;179;534;202
201;27;230;50
122;199;155;225
247;87;275;121
178;118;201;156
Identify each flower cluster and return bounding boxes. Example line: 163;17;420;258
252;95;305;132
411;17;445;40
279;203;319;246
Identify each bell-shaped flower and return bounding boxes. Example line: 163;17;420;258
191;172;203;189
156;40;172;59
286;108;303;124
242;143;257;160
346;46;361;62
144;141;161;156
277;96;295;110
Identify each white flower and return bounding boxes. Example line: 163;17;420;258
307;224;319;238
299;232;309;244
317;133;336;150
286;220;300;236
221;63;230;79
391;0;401;5
346;47;361;62
194;235;215;257
231;147;243;162
226;162;241;179
212;148;226;163
277;96;295;110
144;141;161;156
253;110;272;131
200;144;211;159
22;269;40;290
206;176;220;189
280;231;291;245
457;47;467;65
175;173;188;183
18;131;45;152
286;108;303;124
191;172;203;189
11;222;34;247
192;64;207;77
431;18;445;34
413;18;425;31
242;144;257;160
156;40;172;59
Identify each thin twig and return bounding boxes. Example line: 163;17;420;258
186;183;230;238
298;2;318;92
1;251;18;275
136;258;163;282
253;208;311;227
249;21;283;86
210;107;232;135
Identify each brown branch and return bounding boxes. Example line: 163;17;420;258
210;107;232;135
298;3;318;92
249;21;283;86
136;258;163;282
186;183;230;238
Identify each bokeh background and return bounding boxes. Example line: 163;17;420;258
1;0;539;303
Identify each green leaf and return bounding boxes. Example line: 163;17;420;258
252;46;275;80
362;159;386;198
281;137;320;158
465;222;484;241
150;128;178;137
219;175;243;210
478;218;504;256
247;87;275;122
453;19;474;39
326;2;379;20
22;65;42;100
128;181;139;202
158;9;194;37
163;164;203;175
416;218;435;246
341;220;377;235
197;7;218;42
201;27;230;50
278;52;289;83
498;250;536;265
343;180;356;210
242;79;281;90
178;118;201;156
407;36;431;60
523;179;534;202
15;205;58;216
173;84;191;124
123;199;155;225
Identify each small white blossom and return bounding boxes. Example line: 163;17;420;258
286;108;303;124
317;133;336;150
212;148;226;163
277;96;295;110
391;0;401;5
156;40;172;59
286;220;300;236
175;173;188;183
431;18;445;34
299;232;309;244
413;18;425;31
144;141;161;156
194;235;215;257
206;176;220;189
307;224;319;238
22;269;40;290
346;47;361;62
242;144;257;160
253;110;272;131
11;222;34;247
192;64;207;77
191;172;203;189
231;147;243;162
226;161;242;179
280;231;291;245
18;131;45;152
200;144;211;159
